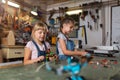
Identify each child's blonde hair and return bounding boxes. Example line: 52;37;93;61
31;22;47;41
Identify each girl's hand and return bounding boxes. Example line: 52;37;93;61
37;56;45;62
49;57;54;61
49;54;58;61
80;51;87;56
82;51;88;56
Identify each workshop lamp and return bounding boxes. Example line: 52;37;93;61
66;9;82;15
30;6;38;16
2;0;20;8
31;11;38;16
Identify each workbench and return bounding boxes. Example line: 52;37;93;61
0;56;120;80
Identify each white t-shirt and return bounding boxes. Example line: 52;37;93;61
25;41;50;60
57;32;67;55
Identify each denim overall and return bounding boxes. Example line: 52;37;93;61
32;40;47;62
56;39;75;60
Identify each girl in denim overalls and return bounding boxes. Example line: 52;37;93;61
24;22;50;65
57;17;87;60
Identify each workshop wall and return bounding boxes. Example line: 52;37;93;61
46;0;111;48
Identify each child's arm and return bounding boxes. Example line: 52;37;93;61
23;47;44;65
59;38;87;56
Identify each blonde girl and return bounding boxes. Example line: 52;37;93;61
24;22;50;65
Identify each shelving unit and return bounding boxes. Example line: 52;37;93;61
46;0;119;14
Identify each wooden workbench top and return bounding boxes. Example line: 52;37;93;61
1;45;24;48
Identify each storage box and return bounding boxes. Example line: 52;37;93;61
1;30;15;46
1;45;24;59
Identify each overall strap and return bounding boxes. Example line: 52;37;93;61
32;40;47;57
43;42;47;51
56;41;59;55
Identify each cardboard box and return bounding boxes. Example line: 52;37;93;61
1;30;15;46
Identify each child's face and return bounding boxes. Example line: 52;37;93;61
34;29;46;42
63;22;74;34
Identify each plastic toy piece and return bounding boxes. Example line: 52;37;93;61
46;53;92;80
58;57;89;80
46;39;92;80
